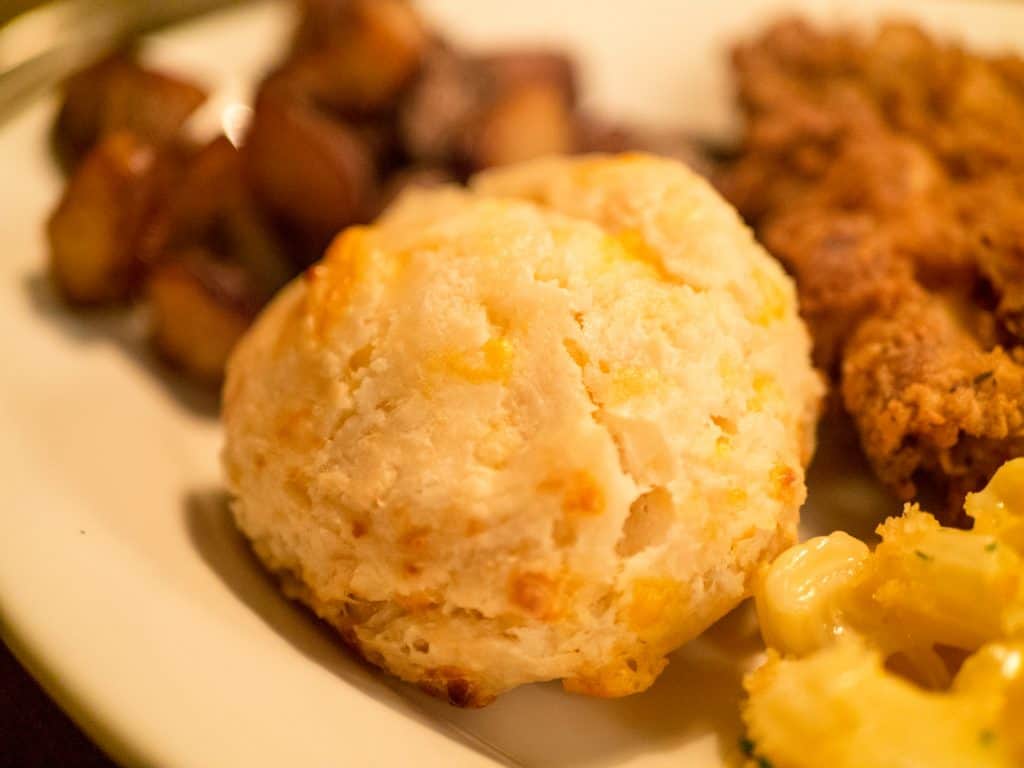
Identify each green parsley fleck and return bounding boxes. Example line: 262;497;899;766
979;729;997;747
739;737;756;757
985;541;998;553
915;549;934;562
738;735;773;767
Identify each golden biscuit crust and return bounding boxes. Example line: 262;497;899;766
223;154;821;704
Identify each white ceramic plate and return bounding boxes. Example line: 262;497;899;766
1;1;1022;766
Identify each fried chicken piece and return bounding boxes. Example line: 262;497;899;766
721;18;1024;516
810;135;969;284
760;212;912;371
752;129;966;368
842;292;1024;515
958;177;1024;339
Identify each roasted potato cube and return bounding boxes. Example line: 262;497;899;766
463;82;576;169
218;201;295;299
288;0;427;113
147;253;258;383
398;47;488;164
623;128;710;174
399;48;578;167
140;136;294;296
47;132;158;304
577;119;709;174
576;117;635;154
53;52;126;168
137;137;237;264
243;80;377;249
374;165;456;216
477;51;577;104
53;51;206;171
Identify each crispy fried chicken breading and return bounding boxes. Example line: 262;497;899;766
721;18;1024;515
759;212;912;371
843;291;1024;516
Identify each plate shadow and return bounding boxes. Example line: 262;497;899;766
23;271;219;418
184;489;758;768
183;488;521;766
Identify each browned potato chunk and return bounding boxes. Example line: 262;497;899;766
399;48;580;169
137;138;237;265
463;82;576;169
288;0;427;113
147;253;257;383
477;51;577;103
374;164;456;215
578;119;709;174
243;78;377;250
53;51;206;171
624;129;707;171
141;136;293;295
397;49;581;167
398;47;488;164
576;117;634;154
47;132;158;304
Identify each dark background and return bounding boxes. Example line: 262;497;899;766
0;642;116;767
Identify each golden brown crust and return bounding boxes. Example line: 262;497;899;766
720;18;1024;516
842;292;1024;513
759;211;912;371
224;155;820;705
